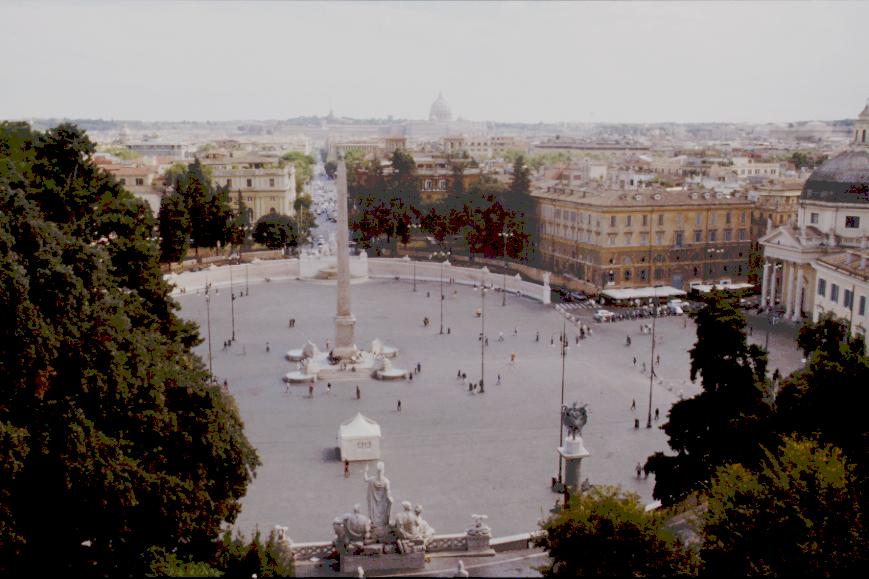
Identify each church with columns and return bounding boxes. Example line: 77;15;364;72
759;99;869;345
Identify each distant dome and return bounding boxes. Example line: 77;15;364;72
429;92;452;122
801;149;869;204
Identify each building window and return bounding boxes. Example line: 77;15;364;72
738;229;747;241
269;178;275;187
246;179;253;187
740;211;746;224
810;212;819;224
695;213;702;226
709;230;718;242
711;213;717;225
725;211;732;224
608;234;616;246
817;278;826;297
860;295;867;316
657;214;664;226
119;178;126;185
642;215;648;227
439;179;447;190
655;232;664;245
830;283;839;303
624;234;632;245
624;269;632;281
724;229;732;241
610;216;617;227
675;231;684;248
135;177;144;186
844;289;853;309
626;215;632;227
247;196;253;202
640;232;649;245
694;230;702;243
845;216;860;228
655;268;664;279
226;179;232;187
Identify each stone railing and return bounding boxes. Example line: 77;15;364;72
289;541;335;561
425;533;468;553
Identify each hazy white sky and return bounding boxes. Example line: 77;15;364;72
2;1;868;124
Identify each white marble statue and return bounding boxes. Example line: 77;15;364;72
303;358;320;377
344;504;372;544
414;504;435;544
394;501;423;541
364;462;393;538
455;560;469;578
302;340;320;359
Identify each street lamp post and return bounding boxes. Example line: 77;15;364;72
229;265;236;341
205;292;213;381
499;230;513;306
557;316;567;483
245;264;249;296
646;288;658;428
480;281;486;393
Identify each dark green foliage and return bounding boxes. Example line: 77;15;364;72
777;315;869;507
171;160;233;258
253;213;296;250
281;151;315;192
703;438;868;577
647;290;771;505
216;529;293;578
159;193;191;264
0;124;259;575
536;486;699;577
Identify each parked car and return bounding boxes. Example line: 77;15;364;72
593;309;616;322
568;291;589;301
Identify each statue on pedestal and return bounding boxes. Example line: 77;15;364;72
562;402;588;438
364;462;393;540
394;501;423;541
414;504;435;546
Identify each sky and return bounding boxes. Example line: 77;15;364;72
2;1;868;125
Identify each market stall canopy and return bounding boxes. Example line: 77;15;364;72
338;413;382;462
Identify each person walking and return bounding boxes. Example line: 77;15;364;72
642;362;646;373
356;385;361;400
308;383;314;398
458;369;462;379
498;332;504;342
496;374;501;385
535;331;540;342
631;398;636;411
417;362;422;373
633;356;637;367
656;354;660;365
266;341;270;353
326;383;332;395
397;399;402;412
636;462;643;478
344;460;350;478
654;407;660;421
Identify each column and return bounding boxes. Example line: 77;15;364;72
768;261;778;312
333;157;357;360
783;262;793;319
760;261;770;311
792;266;804;322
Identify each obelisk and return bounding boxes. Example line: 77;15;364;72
333;155;358;360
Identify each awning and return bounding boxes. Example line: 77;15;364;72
601;286;687;301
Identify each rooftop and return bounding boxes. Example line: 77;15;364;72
532;184;753;208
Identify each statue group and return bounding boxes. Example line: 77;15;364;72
333;461;434;558
562;401;589;438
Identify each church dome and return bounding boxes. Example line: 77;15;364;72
429;92;452;122
801;149;869;204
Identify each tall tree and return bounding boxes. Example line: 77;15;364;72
505;154;537;263
158;193;191;264
172;160;232;260
776;315;869;506
0;124;259;575
253;213;296;251
646;290;771;505
536;486;700;577
702;437;868;577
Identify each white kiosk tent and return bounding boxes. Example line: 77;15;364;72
338;413;382;462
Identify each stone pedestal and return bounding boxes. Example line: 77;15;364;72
340;551;425;573
558;435;590;491
333;314;358;360
466;533;491;552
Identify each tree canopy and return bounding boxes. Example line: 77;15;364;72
536;486;700;577
281;151;316;193
0;122;259;575
702;437;868;577
253;212;297;251
646;290;771;505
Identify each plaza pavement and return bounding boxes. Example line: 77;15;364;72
175;276;804;545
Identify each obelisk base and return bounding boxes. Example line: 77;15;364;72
333;314;358;360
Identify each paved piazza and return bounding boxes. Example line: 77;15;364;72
175;274;804;543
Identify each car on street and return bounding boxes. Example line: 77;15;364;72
593;309;615;322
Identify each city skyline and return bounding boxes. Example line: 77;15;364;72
2;1;868;125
